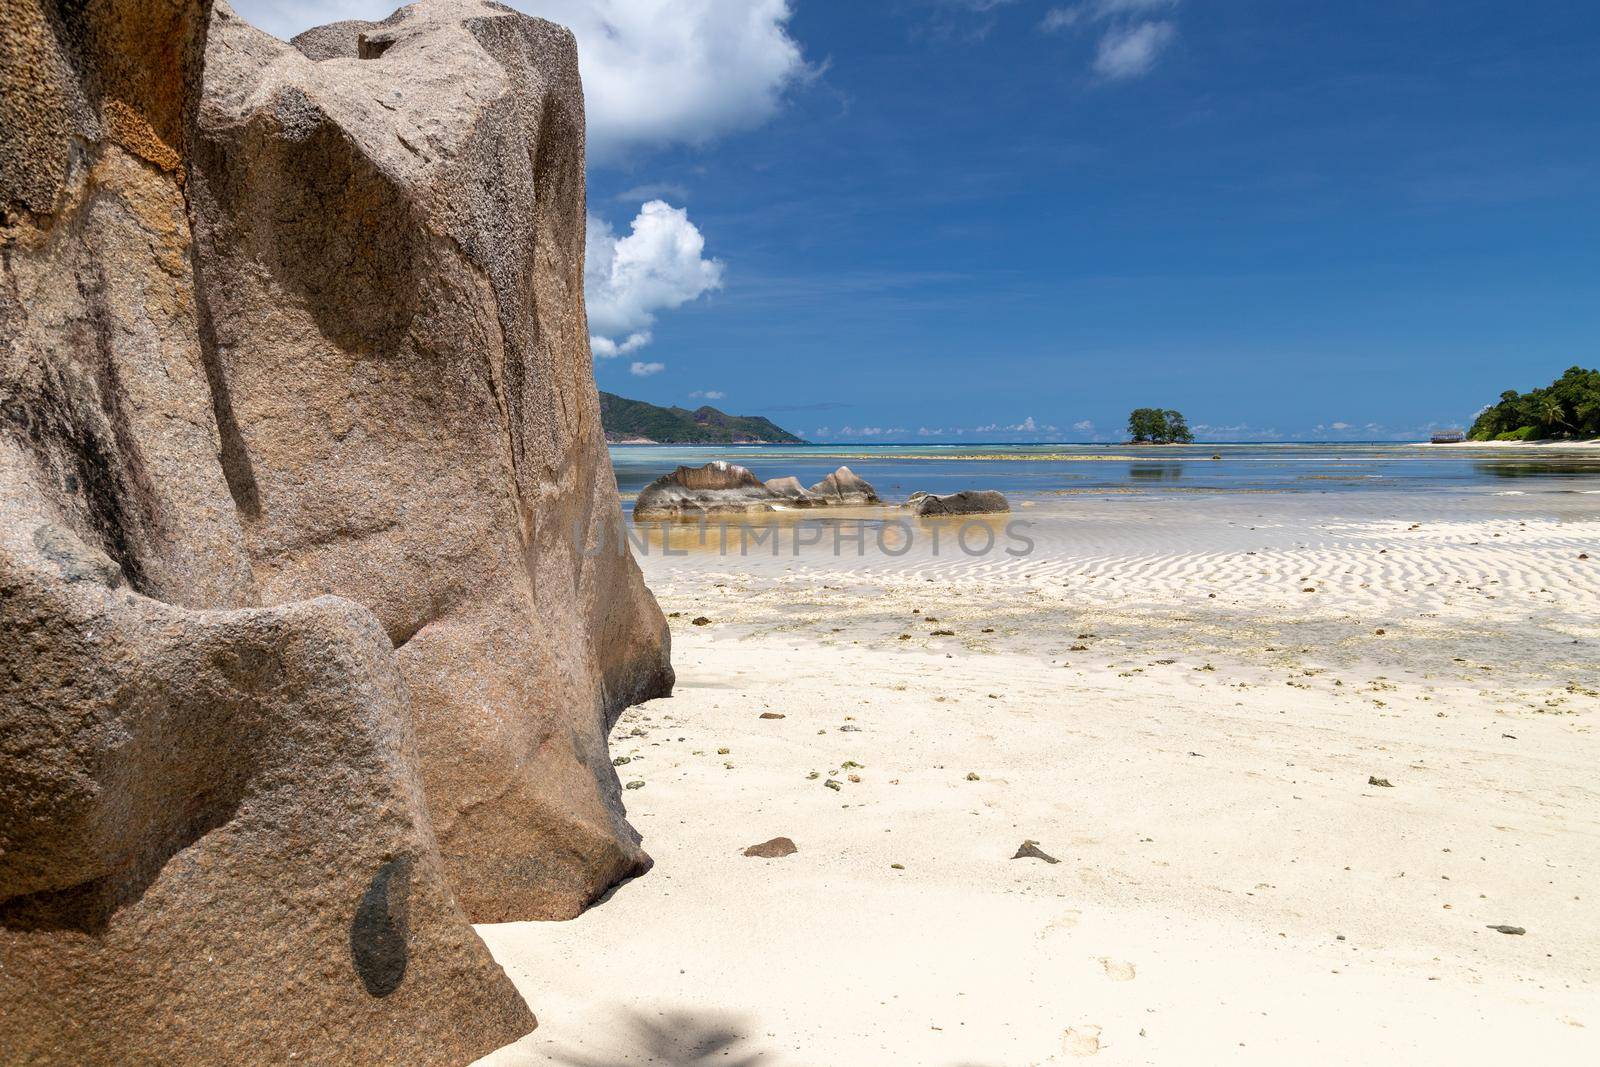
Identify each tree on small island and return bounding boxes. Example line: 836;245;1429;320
1468;366;1600;441
1127;408;1194;444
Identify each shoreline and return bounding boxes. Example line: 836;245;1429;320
1411;438;1600;451
478;489;1600;1065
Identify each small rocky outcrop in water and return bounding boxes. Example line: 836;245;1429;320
634;461;783;519
635;463;885;519
905;490;1011;516
764;475;820;503
2;0;675;1060
810;465;881;505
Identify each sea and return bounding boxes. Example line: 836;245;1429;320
609;442;1600;514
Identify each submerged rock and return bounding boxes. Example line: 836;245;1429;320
905;490;1011;516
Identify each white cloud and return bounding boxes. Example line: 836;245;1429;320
629;360;666;377
1042;0;1177;29
974;417;1053;434
1093;20;1177;80
614;182;691;204
230;2;811;164
524;0;811;163
689;390;726;400
590;331;652;358
587;200;723;357
1039;0;1180;81
1073;419;1095;431
836;426;908;437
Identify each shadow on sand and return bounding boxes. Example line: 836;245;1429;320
545;1009;771;1066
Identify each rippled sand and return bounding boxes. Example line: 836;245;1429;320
479;490;1600;1065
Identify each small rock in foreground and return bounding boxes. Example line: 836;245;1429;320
1486;924;1526;935
759;712;786;719
743;837;798;859
1013;840;1060;864
1368;776;1393;788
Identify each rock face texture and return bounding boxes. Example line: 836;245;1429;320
905;490;1010;516
809;465;881;505
0;513;534;1064
2;0;670;1060
634;461;781;520
189;0;672;923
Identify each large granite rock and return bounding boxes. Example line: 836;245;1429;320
809;465;881;505
3;0;672;1059
188;0;672;922
905;490;1011;516
634;461;781;520
0;504;533;1064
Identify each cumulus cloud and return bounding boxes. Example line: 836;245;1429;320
587;200;724;357
1039;0;1180;81
232;2;810;163
590;331;652;358
526;0;811;162
629;361;666;377
689;390;726;400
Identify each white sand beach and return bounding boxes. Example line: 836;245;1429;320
478;493;1600;1065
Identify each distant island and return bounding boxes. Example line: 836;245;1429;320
1468;366;1600;441
600;392;807;445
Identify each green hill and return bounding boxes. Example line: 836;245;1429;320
1468;366;1600;441
599;392;807;445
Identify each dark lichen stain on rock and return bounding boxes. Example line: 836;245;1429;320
350;856;413;997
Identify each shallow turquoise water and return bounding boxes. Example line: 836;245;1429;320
609;443;1600;512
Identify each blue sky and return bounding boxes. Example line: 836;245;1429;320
239;1;1599;442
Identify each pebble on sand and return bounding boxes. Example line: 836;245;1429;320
1486;924;1526;935
1368;776;1394;788
1012;840;1060;864
742;837;798;859
759;712;786;719
692;616;712;626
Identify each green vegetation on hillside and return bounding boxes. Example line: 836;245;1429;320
1127;408;1194;444
599;392;806;444
1468;366;1600;441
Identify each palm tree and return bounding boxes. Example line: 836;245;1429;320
1538;395;1574;434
